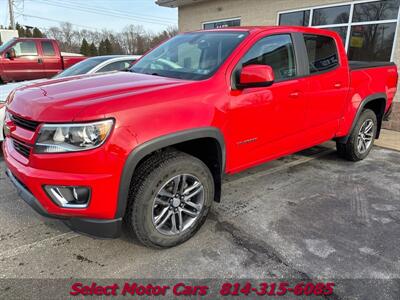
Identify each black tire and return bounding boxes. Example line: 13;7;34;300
336;109;377;161
124;150;214;248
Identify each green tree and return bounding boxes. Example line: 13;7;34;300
32;27;43;38
104;38;113;55
16;23;25;37
24;28;33;37
80;38;90;56
109;34;124;54
89;42;98;56
98;40;106;55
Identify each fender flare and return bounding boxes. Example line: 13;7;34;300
115;127;226;219
337;93;387;143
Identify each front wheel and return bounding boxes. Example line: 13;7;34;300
336;109;377;161
124;150;214;248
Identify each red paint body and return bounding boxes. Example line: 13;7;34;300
0;38;86;82
3;27;398;221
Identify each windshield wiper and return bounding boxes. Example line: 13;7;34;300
128;69;159;76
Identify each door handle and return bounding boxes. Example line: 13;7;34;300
334;83;342;88
38;58;43;64
289;91;300;98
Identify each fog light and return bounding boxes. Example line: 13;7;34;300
44;186;90;208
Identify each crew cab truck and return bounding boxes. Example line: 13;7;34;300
3;26;397;248
0;37;86;83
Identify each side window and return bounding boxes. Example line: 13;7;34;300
96;60;133;73
13;41;38;56
241;34;297;81
41;41;56;56
304;34;339;74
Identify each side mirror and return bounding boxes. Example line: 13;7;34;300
237;64;274;89
6;48;16;60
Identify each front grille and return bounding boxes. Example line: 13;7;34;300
12;139;32;158
11;114;40;131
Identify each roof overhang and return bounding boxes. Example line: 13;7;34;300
156;0;209;8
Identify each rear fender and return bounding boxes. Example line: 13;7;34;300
336;93;386;143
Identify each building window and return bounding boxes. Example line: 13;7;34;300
203;18;240;29
279;10;310;26
352;0;399;22
312;5;350;26
278;0;400;62
349;23;397;61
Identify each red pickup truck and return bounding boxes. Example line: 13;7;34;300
3;26;397;248
0;37;86;83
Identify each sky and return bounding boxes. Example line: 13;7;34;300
0;0;178;33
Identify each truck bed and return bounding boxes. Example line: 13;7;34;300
349;61;396;70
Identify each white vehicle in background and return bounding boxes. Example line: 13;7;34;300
0;55;141;142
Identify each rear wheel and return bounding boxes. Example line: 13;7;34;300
124;150;214;248
336;109;377;161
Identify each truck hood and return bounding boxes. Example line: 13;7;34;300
0;79;46;103
6;72;190;122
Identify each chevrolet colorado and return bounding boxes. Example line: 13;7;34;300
3;26;398;248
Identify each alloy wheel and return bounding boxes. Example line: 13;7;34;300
152;174;204;236
357;119;374;154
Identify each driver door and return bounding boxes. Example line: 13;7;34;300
228;34;309;171
2;40;45;81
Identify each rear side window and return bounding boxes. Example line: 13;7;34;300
304;34;339;74
241;34;297;81
41;41;55;56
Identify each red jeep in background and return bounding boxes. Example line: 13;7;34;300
3;26;398;248
0;37;86;83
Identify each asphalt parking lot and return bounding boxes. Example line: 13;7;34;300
0;143;399;299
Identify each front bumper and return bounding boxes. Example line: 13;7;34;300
6;168;122;238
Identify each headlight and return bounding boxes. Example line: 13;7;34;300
35;119;114;153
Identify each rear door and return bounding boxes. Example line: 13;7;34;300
2;40;45;81
40;40;62;78
302;34;350;135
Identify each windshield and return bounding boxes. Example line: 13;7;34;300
131;31;249;80
0;38;16;53
53;57;109;78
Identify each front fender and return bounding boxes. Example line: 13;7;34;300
115;127;225;219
